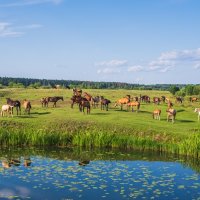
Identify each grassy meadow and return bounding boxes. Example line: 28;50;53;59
0;88;200;157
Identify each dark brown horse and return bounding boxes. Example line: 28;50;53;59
46;96;63;107
101;98;111;111
6;98;21;115
71;95;83;111
140;95;150;103
91;96;101;108
175;97;183;104
79;98;91;114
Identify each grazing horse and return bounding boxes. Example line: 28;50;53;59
115;95;130;110
194;108;200;121
127;101;140;112
153;97;161;105
152;109;161;120
80;98;90;114
175;97;183;104
40;97;48;107
100;98;111;111
6;98;21;115
189;97;198;102
166;108;176;123
1;105;13;117
46;96;63;107
23;99;31;115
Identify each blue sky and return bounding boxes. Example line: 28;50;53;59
0;0;200;84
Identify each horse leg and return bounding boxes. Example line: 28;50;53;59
106;104;108;111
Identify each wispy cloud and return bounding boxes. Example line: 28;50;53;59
0;22;23;37
96;59;128;74
127;65;144;72
0;22;43;38
0;0;63;7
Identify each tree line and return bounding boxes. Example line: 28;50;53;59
0;77;199;95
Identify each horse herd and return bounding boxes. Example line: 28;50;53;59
0;89;200;123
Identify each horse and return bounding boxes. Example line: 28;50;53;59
152;109;161;120
79;98;90;114
73;88;82;97
165;98;173;109
127;101;140;112
1;104;13;117
71;95;83;111
23;99;31;115
83;92;93;101
100;98;111;111
175;97;183;104
194;108;200;121
115;95;130;110
153;97;161;105
40;97;48;107
6;98;21;115
91;96;100;108
46;96;63;107
189;97;198;102
161;96;166;103
166;108;176;123
140;95;150;103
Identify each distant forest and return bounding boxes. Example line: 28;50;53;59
0;77;199;96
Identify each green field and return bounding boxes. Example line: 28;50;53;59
0;88;200;157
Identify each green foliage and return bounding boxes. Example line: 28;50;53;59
169;85;180;95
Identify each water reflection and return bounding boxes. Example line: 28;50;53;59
0;147;200;199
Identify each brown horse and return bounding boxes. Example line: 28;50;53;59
6;98;21;115
152;109;161;120
166;108;176;123
161;96;166;103
100;98;111;111
46;96;63;107
189;97;198;102
83;92;93;101
91;96;101;108
41;97;48;107
23;99;31;115
140;95;150;103
153;97;161;105
127;101;140;112
73;88;82;97
175;97;183;104
80;98;90;114
71;95;83;111
115;95;130;110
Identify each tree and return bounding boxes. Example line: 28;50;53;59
169;85;180;95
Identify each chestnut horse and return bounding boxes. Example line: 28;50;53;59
189;97;198;102
166;108;176;123
127;101;140;112
115;95;131;110
152;109;161;120
194;108;200;121
23;99;31;115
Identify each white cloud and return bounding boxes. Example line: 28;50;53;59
0;0;63;7
95;59;128;68
0;22;23;37
97;68;121;74
128;65;144;72
194;63;200;69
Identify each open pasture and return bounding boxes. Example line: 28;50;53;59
0;88;200;156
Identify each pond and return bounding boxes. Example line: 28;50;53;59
0;147;200;200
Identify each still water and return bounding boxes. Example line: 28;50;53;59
0;147;200;200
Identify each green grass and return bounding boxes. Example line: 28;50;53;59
0;88;200;157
